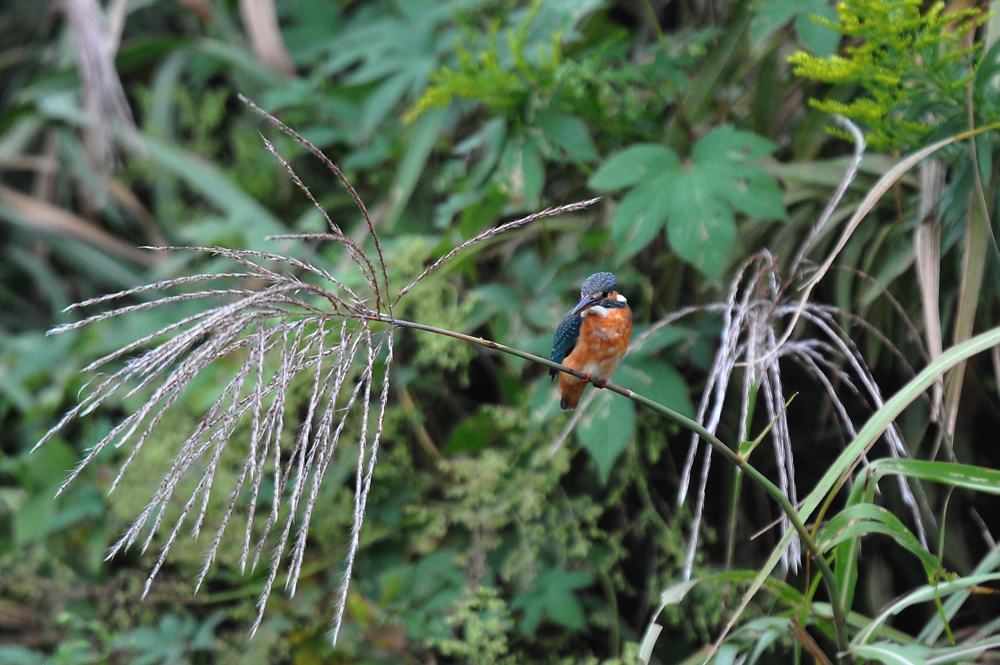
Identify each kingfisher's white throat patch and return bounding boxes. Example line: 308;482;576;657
582;305;611;318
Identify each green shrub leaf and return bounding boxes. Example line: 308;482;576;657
594;126;785;278
511;567;593;635
610;173;674;261
576;390;636;483
618;361;693;418
537;110;599;163
662;169;737;280
589;144;679;191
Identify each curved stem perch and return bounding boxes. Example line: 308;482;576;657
374;314;850;658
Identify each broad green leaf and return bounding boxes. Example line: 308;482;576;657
512;567;592;635
19;439;76;488
817;504;940;576
795;2;839;57
924;636;1000;664
850;643;929;665
663;169;736;280
589;144;679;192
499;134;545;207
379;549;465;638
854;573;1000;646
197;39;284;85
866;458;1000;495
664;127;784;277
279;0;342;64
750;0;802;48
525;0;604;44
445;409;503;455
386;108;448;226
693;127;786;221
459;120;509;195
576;390;635;483
14;491;54;546
693;125;777;162
720;170;788;221
628;324;690;358
520;137;545;206
139;135;284;245
750;0;839;57
537;110;599;163
545;589;586;629
611;173;673;261
360;70;412;138
594;127;784;272
618;361;694;418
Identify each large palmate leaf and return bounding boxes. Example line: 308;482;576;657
589;126;787;278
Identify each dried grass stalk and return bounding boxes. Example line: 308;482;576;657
59;0;139;199
39;95;597;642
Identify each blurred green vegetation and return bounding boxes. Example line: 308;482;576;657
1;0;1000;663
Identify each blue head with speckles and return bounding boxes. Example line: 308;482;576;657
569;272;621;316
580;272;618;298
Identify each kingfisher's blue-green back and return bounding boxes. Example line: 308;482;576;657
549;315;581;379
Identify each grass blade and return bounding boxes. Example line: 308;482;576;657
713;325;1000;655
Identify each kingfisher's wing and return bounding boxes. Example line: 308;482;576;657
550;314;581;380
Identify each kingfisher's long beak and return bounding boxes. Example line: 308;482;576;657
570;294;600;316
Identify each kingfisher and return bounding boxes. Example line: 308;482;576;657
549;272;633;410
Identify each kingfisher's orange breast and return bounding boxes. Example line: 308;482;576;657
557;305;632;410
559;305;632;396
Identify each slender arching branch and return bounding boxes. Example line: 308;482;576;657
369;313;850;658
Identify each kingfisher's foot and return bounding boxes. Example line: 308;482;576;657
591;377;607;389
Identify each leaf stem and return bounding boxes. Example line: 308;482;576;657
377;314;850;658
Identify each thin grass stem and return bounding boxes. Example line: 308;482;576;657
374;314;850;658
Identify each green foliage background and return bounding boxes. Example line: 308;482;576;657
2;0;1000;663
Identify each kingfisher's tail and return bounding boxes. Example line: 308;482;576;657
558;374;587;410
